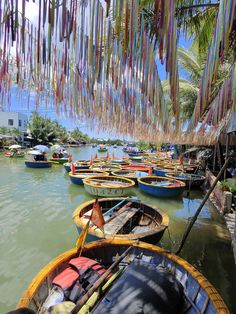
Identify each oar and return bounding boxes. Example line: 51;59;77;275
70;245;133;314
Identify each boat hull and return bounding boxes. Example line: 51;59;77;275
166;173;205;188
83;175;135;197
49;158;68;164
64;163;90;172
98;148;107;152
84;183;133;197
17;239;229;314
69;170;109;185
138;176;185;198
25;161;52;168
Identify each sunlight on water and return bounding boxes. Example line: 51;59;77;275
0;146;235;313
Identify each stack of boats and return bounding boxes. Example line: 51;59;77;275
15;153;227;314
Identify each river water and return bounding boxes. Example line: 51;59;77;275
0;146;235;313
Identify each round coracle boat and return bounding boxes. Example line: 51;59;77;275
153;166;178;177
73;197;169;243
111;169;148;184
83;175;135;197
25;161;52;168
91;163;121;174
49;157;68;164
121;164;151;172
138;176;185;197
17;239;229;314
64;161;90;172
69;170;109;185
166;172;206;188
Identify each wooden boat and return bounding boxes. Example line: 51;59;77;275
129;156;143;162
64;161;90;172
83;175;135;197
91;163;121;174
25;161;52;168
98;145;108;152
111;169;148;184
73;198;169;243
153;166;177;177
69;170;109;185
121;164;150;172
166;172;206;188
111;159;130;165
138;176;185;197
4;151;25;158
17;239;229;314
49;157;68;164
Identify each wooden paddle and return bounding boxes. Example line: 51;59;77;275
70;246;133;314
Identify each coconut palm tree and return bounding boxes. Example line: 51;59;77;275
162;45;231;121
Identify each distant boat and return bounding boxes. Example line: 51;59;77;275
98;146;108;152
64;161;90;172
83;175;135;197
73;197;169;243
25;161;52;168
113;144;117;148
138;176;185;197
92;144;97;148
17;239;229;314
49;157;68;164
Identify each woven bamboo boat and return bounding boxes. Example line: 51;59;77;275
111;169;148;184
64;161;90;172
49;157;68;164
73;197;169;243
83;175;135;197
69;170;109;185
138;176;185;197
166;173;206;189
25;161;52;168
17;239;229;314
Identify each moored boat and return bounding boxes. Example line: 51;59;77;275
49;157;68;164
98;145;108;152
129;156;143;162
153;166;177;177
138;176;185;197
73;198;169;243
91;163;121;174
69;170;109;185
111;169;148;184
83;175;135;197
166;172;206;188
17;239;229;314
64;161;90;172
25;161;52;168
121;164;151;172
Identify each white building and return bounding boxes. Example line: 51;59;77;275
0;111;28;142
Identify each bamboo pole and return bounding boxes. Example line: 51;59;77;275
224;134;230;180
175;157;230;255
70;246;133;314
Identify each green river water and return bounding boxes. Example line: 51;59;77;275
0;146;235;313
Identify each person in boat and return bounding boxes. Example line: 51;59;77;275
52;152;59;158
58;150;64;158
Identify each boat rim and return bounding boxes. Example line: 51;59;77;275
83;175;136;189
73;197;169;239
17;238;229;313
69;170;109;177
137;176;186;188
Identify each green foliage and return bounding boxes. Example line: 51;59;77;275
230;183;236;196
28;112;62;145
218;180;230;192
70;128;91;143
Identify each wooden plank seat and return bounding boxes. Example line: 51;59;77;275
131;225;152;234
104;207;139;234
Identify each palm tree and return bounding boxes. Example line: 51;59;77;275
162;45;231;121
